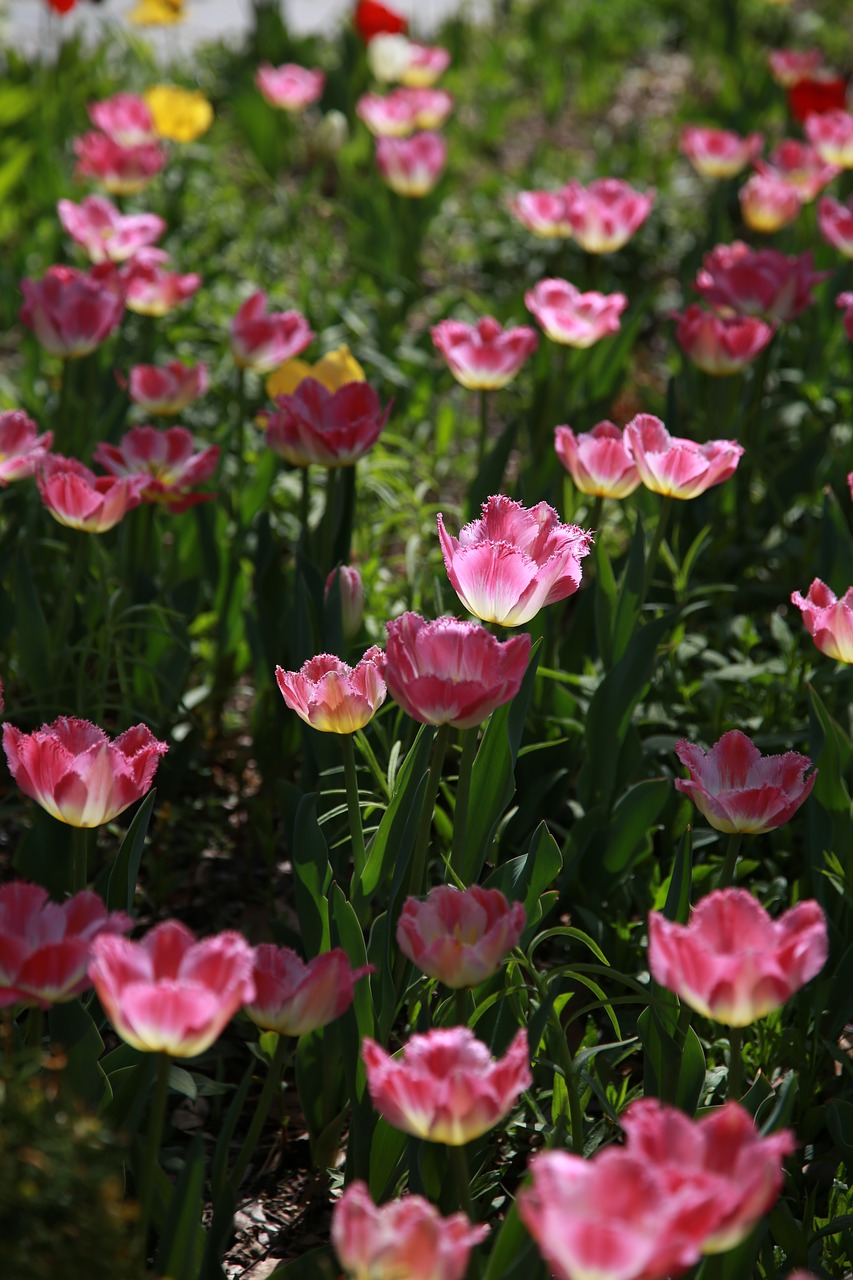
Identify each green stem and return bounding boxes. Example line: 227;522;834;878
525;959;584;1153
341;733;366;884
727;1024;744;1100
477;390;489;470
234;365;247;522
407;724;451;901
300;465;311;542
643;495;674;598
27;1005;44;1051
354;728;391;800
660;1002;692;1105
454;987;470;1027
71;826;91;893
717;831;743;889
450;727;478;881
448;1141;476;1220
320;467;338;572
138;1053;171;1248
229;1035;290;1190
56;357;74;448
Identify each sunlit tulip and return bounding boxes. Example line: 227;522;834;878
625;414;743;499
123;254;201;317
325;565;364;639
767;49;824;88
791;578;853;663
246;945;372;1036
367;33;415;83
431;316;538;390
58;195;165;265
818;195;853;258
674;305;774;375
127;361;208;415
74;132;167;196
756;140;839;201
507;187;575;238
375;131;447;196
20;264;125;358
3;716;167;828
333;1183;487;1280
230;291;314;373
88;93;155;146
0;411;53;486
354;0;408;43
695;241;828;322
128;0;188;24
674;731;816;834
739;172;802;232
261;378;391;467
397;885;525;988
554;421;641;499
357;87;454;136
93;426;219;513
788;76;849;125
399;42;451;88
563;177;655;253
276;648;386;734
255;63;326;112
805;109;853;168
680;126;763;179
144;85;213;142
266;345;365;399
37;455;146;533
525;278;627;347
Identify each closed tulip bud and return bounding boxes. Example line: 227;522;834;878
325;565;364;639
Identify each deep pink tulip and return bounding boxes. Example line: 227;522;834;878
276;648;386;733
756;140;840;202
400;41;451;87
818;195;853;258
363;1026;530;1144
563;177;655;253
431;316;538;389
525;278;628;347
791;578;853;663
261;378;391;467
93;426;219;513
674;305;775;375
246;944;371;1036
20;264;125;359
507;187;575;238
3;716;167;828
357;87;453;136
127;360;208;415
840;292;853;342
0;411;53;485
37;455;145;532
325;565;364;639
625;414;743;499
332;1182;487;1280
554;422;641;499
58;195;165;265
739;172;803;232
230;291;314;373
674;730;816;834
805;109;853;168
437;494;592;627
680;126;763;179
397;885;525;988
695;241;828;323
89;920;255;1057
377;613;531;728
648;888;828;1026
255;63;326;112
88;93;156;146
767;49;824;88
0;882;130;1009
122;253;201;317
375;131;447;196
74;132;167;196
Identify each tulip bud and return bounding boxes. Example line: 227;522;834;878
325;565;364;639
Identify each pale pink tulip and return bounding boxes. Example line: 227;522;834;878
127;361;208;415
695;241;828;322
255;63;326;112
123;254;201;317
0;411;53;485
674;305;774;375
397;885;525;988
818;195;853;258
246;945;371;1036
739;172;803;232
37;455;146;533
88;92;156;146
400;42;451;87
554;422;641;499
230;291;314;372
674;731;816;834
20;264;125;359
791;578;853;663
375;131;447;196
357;87;453;136
276;648;386;733
325;565;364;639
756;140;839;201
680;126;763;179
93;426;219;513
767;49;824;88
507;187;575;238
525;278;627;347
74;132;166;196
625;414;743;499
261;378;391;467
805;109;853;168
58;195;165;265
563;177;655;253
333;1183;487;1280
431;316;538;389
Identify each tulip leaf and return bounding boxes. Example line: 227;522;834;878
265;1246;339;1280
601;778;670;873
611;511;647;665
637;1005;705;1114
482;1199;542;1280
48;999;107;1109
368;1116;408;1202
14;544;52;715
357;724;432;901
292;795;333;956
483;820;561;941
662;827;693;924
104;788;157;913
826;1100;853;1162
154;1133;206;1280
466;418;518;520
330;885;375;1182
593;535;617;668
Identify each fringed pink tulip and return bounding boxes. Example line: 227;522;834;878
695;241;828;322
20;264;125;359
563;177;655;253
840;292;853;342
431;317;538;389
0;411;53;485
400;41;451;87
37;455;145;532
255;63;326;112
325;565;364;639
525;278;627;347
507;187;575;238
375;131;447;196
674;731;816;834
378;614;530;728
363;1026;530;1144
88;92;156;146
3;717;167;828
756;140;839;202
128;360;208;415
73;132;166;196
767;49;824;88
332;1183;487;1280
230;291;314;373
275;648;386;733
648;888;828;1026
261;378;391;467
93;426;219;513
246;945;372;1036
625;414;743;499
805;109;853;168
674;305;774;375
818;195;853;258
554;422;641;499
357;87;453;136
680;126;763;179
739;172;802;232
123;253;201;317
88;920;255;1057
437;495;592;627
0;882;130;1008
397;885;525;988
791;578;853;663
58;195;165;265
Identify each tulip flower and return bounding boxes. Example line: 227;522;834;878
73;132;167;196
791;578;853;663
375;131;447;197
122;253;201;317
804;110;853;168
363;1026;531;1144
127;0;187;23
246;945;372;1036
3;716;167;828
397;885;525;988
437;495;592;627
525;278;628;347
57;195;166;265
276;648;386;733
89;920;255;1056
788;74;849;124
255;63;326;112
325;565;364;639
554;421;641;499
673;731;816;834
400;43;452;88
739;172;803;232
367;34;416;83
756;140;839;202
93;426;219;513
431;317;538;390
0;881;130;1008
357;87;454;136
694;242;828;322
680;126;763;179
127;361;208;415
0;411;53;486
261;378;391;468
674;305;775;375
47;0;77;15
230;291;314;373
767;49;824;88
354;0;408;42
37;456;145;532
563;177;655;253
266;345;365;400
818;195;853;258
648;888;828;1026
839;292;853;342
20;264;125;359
507;186;576;238
332;1183;487;1280
143;85;214;142
625;414;743;499
88;93;156;146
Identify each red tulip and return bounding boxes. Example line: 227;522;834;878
261;378;391;467
0;411;53;486
674;305;775;375
255;63;326;112
625;414;743;498
680;126;763;179
93;426;219;513
354;0;408;43
791;578;853;663
58;195;165;265
525;278;628;348
695;241;828;322
276;648;386;733
47;0;77;14
397;885;525;988
554;422;641;499
20;264;125;359
73;132;166;197
127;360;208;415
431;316;538;390
37;455;146;533
230;291;314;373
788;74;849;125
673;730;816;834
563;177;655;253
246;945;372;1036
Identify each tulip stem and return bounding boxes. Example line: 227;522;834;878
341;733;366;886
234;365;247;519
718;832;743;888
727;1024;744;1100
523;959;584;1153
138;1052;171;1249
300;465;311;541
454;987;471;1027
27;1005;44;1050
229;1034;290;1191
408;724;452;901
56;356;74;445
71;826;91;893
448;1141;476;1221
477;390;489;469
644;495;674;599
450;728;478;883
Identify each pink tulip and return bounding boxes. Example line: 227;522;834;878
246;944;372;1036
57;195;165;265
674;305;775;375
739;172;803;232
563;177;655;253
255;63;326;112
73;132;167;196
0;411;53;486
507;187;575;238
431;316;538;389
375;131;447;196
377;613;531;729
625;414;743;499
122;253;201;317
673;730;816;834
694;241;828;322
261;378;391;467
0;881;130;1008
88;92;156;146
357;87;453;136
840;292;853;342
397;885;525;987
363;1026;530;1144
93;426;219;513
791;578;853;663
230;291;314;372
437;494;592;627
20;264;125;359
276;648;386;733
554;421;641;499
400;42;451;87
332;1183;487;1280
818;195;853;257
89;920;255;1057
325;565;364;639
648;888;828;1026
37;455;145;532
127;360;208;415
805;109;853;168
3;716;167;828
756;139;839;201
680;126;763;179
767;49;824;88
525;278;628;347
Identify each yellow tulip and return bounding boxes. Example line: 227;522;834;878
144;86;214;143
266;346;366;399
127;0;186;26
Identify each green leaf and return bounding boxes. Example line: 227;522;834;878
601;779;670;873
154;1134;207;1280
330;885;375;1182
357;725;432;901
484;821;562;941
168;1065;198;1101
292;795;333;956
368;1116;408;1202
105;788;157;913
611;512;646;665
663;827;693;924
266;1246;339;1280
593;535;617;668
637;1007;705;1113
482;1199;541;1280
14;544;52;714
48;999;107;1109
